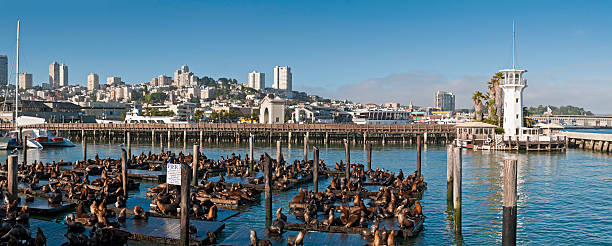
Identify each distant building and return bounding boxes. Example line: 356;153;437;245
434;90;455;112
107;76;121;86
155;75;172;86
59;63;68;87
201;87;215;99
49;62;59;87
0;55;7;86
273;66;292;91
87;73;99;91
174;64;198;87
18;73;32;89
384;102;400;108
248;70;265;90
259;95;286;124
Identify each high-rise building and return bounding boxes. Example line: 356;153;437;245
49;61;59;87
248;70;265;90
273;66;292;91
107;76;122;86
434;90;455;112
59;63;68;87
174;64;197;87
88;73;99;91
18;73;32;89
0;55;7;86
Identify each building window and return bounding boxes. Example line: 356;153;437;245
516;114;519;119
516;98;519;103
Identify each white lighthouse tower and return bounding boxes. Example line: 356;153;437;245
501;22;527;137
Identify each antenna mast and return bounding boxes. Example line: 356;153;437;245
15;20;20;133
512;21;516;69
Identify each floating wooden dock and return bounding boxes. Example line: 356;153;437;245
118;216;224;245
220;227;370;246
284;216;424;238
0;197;75;215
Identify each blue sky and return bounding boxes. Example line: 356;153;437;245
1;0;611;113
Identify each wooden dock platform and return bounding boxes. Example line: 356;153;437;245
119;216;224;244
220;227;370;246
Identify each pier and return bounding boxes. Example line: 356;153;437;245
0;123;456;144
565;131;612;153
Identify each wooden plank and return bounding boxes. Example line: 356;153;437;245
221;227;369;246
118;215;224;244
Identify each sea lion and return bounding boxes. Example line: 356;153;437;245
276;207;287;222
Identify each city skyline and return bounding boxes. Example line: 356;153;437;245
0;1;611;113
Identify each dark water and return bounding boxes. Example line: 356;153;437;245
2;140;611;245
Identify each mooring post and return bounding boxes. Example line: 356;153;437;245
303;134;308;162
180;162;191;246
264;154;273;227
83;136;87;162
453;146;462;234
503;159;518;246
249;134;254;175
313;146;319;193
121;148;128;197
199;131;203;146
183;130;187;145
367;142;372;172
22;135;27;165
344;139;350;181
127;131;131;159
160;135;165;153
446;144;454;202
276;140;282;164
7;155;17;201
417;135;422;178
192;144;199;186
167;130;171;147
152;130;155;144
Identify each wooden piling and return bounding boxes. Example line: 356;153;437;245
313;146;319;193
417;135;422;178
127;131;131;158
7;155;18;201
276;140;282;164
192;144;199;186
249;134;254;175
503;159;518;246
344;139;350;180
453;146;462;234
367;142;372;172
180;163;191;246
447;144;454;202
263;154;272;227
83;136;87;162
303;134;308;162
121;148;128;197
160;135;165;153
22;135;27;165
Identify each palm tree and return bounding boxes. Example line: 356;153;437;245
472;91;484;121
493;72;504;125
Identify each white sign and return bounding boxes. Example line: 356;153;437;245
167;163;182;185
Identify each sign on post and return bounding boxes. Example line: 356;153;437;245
167;163;182;185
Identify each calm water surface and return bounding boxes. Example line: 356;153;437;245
2;139;611;245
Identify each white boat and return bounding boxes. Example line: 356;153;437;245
23;129;74;148
124;107;188;124
352;108;412;125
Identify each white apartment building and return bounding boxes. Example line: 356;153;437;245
248;70;265;90
19;73;32;89
107;76;122;86
59;63;68;87
88;73;99;91
174;64;198;87
273;66;292;91
49;62;59;87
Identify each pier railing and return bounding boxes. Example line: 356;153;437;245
0;122;455;134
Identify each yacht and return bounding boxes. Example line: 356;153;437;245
124;107;188;124
352;108;413;125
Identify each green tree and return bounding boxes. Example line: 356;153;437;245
472;91;484;121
